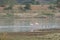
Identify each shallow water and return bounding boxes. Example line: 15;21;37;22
0;16;60;32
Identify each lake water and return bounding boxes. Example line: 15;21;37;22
0;16;60;32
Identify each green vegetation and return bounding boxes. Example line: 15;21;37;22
31;0;40;5
6;13;13;17
22;0;40;5
0;0;17;6
43;13;54;16
4;6;12;10
42;12;54;16
57;0;60;8
0;0;7;6
48;5;56;10
24;3;31;10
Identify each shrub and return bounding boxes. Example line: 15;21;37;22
48;5;55;10
4;6;12;10
24;3;31;10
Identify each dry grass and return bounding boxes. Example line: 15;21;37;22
0;32;60;40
